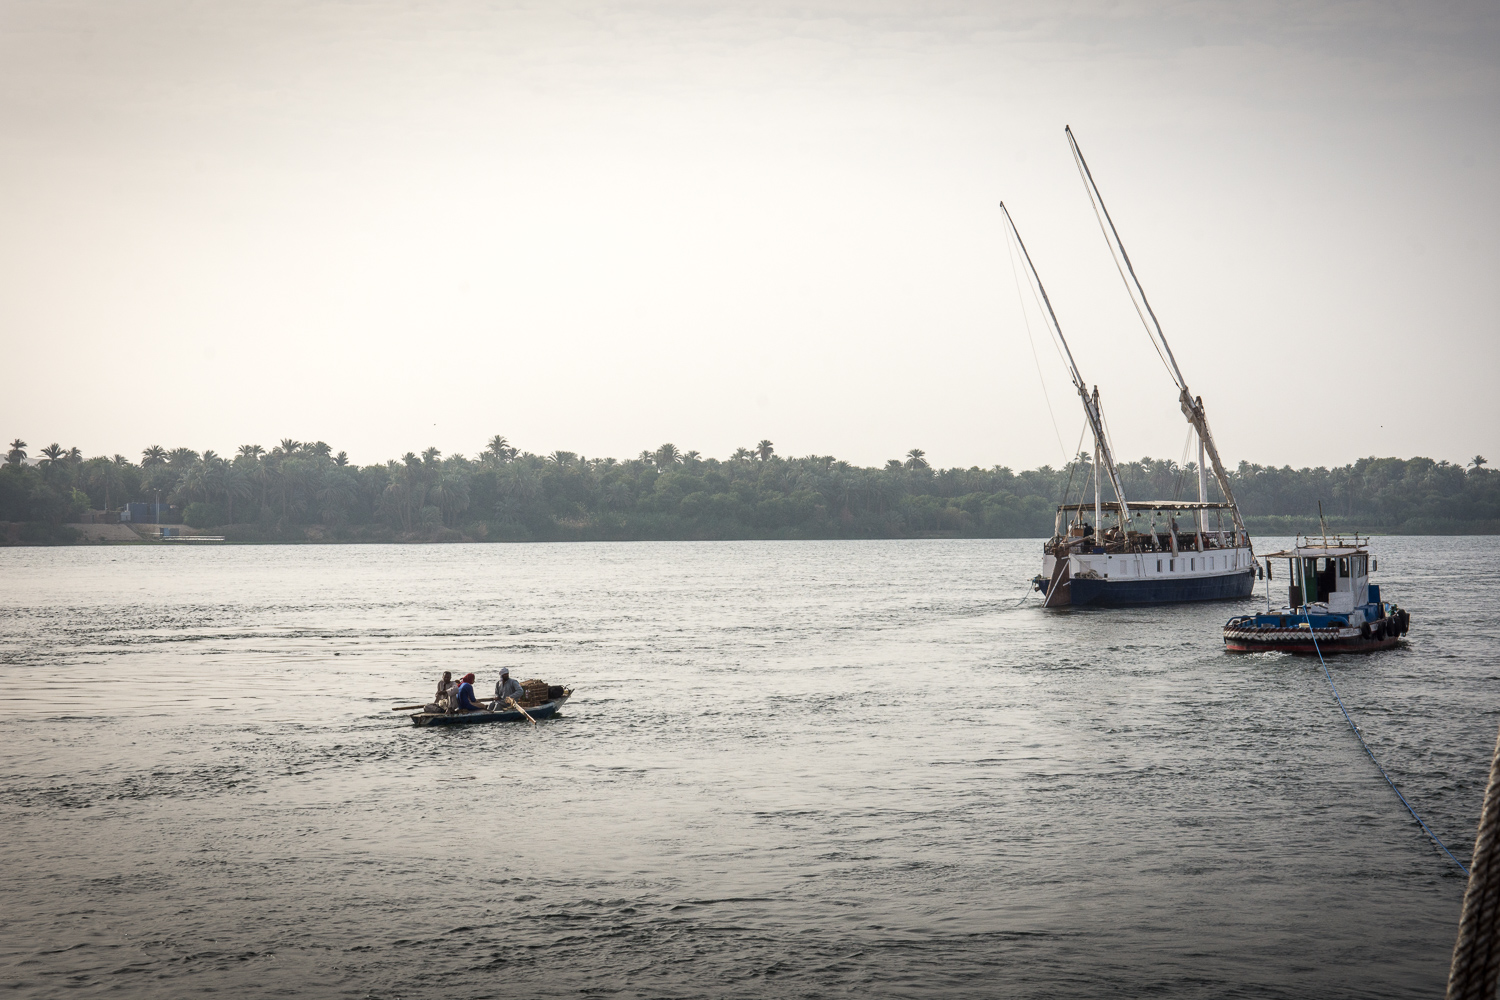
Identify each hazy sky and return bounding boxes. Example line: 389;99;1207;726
2;0;1496;470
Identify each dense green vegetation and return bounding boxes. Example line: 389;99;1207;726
2;436;1495;542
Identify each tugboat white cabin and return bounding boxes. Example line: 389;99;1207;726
1223;535;1410;654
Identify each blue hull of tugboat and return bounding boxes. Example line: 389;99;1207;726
1069;569;1256;607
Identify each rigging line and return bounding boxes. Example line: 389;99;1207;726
1000;203;1082;392
1007;232;1067;460
1173;425;1194;502
1012;225;1073;381
1059;420;1088;507
1099;409;1127;502
1066;126;1186;391
1072;154;1175;384
1304;612;1469;875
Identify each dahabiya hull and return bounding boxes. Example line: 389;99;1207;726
1035;500;1256;607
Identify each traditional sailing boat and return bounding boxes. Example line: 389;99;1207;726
1006;129;1257;607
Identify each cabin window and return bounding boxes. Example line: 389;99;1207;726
1338;557;1349;577
1170;559;1176;571
1157;559;1163;572
1191;558;1196;571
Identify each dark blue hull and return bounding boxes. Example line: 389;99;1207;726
411;696;569;727
1069;569;1255;607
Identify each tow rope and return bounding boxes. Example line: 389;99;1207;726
1304;610;1468;874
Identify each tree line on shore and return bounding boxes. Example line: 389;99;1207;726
1;435;1495;542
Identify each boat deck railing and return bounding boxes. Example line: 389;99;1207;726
1046;530;1250;557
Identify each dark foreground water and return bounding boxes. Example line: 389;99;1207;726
1;537;1496;998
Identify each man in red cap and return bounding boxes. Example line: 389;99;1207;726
451;672;484;713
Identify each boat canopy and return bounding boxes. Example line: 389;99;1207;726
1261;533;1371;559
1056;500;1236;513
1261;546;1367;559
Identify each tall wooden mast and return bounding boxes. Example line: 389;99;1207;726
1064;126;1248;544
999;201;1130;539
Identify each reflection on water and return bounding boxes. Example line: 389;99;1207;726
0;537;1494;998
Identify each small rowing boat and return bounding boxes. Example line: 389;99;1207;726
410;689;573;727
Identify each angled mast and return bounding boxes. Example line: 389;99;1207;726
1064;125;1248;542
999;201;1130;536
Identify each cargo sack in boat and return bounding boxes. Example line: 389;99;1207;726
547;685;564;699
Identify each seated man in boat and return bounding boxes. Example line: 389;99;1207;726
452;672;485;713
426;671;456;713
492;667;524;710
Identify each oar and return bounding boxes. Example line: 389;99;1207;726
506;698;537;726
391;704;428;712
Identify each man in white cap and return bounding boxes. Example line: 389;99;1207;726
492;668;524;710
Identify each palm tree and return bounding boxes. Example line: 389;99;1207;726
481;435;515;464
756;439;774;462
382;464;421;533
272;453;315;526
141;445;166;467
682;450;702;467
904;449;929;472
548;451;577;465
333;451;349;467
235;447;270;510
65;447;82;465
731;447;751;463
222;463;251;524
5;439;25;466
315;469;357;527
885;459;903;472
86;457;123;510
113;454;130;466
429;472;471;526
278;438;302;456
603;480;633;510
39;443;64;466
167;447;199;466
653;443;681;470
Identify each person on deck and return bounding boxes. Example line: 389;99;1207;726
452;673;484;713
492;667;524;710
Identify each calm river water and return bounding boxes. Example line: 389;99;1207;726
1;537;1496;998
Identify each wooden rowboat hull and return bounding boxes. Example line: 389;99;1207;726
410;693;571;727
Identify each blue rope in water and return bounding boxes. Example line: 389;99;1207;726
1303;610;1469;874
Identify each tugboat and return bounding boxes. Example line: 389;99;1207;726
1224;535;1409;653
1005;128;1256;607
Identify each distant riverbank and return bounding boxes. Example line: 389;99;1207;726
5;515;1495;546
4;437;1495;544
